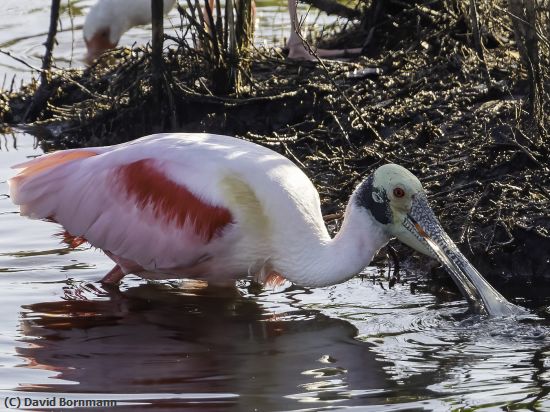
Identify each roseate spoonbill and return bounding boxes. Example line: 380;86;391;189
9;133;520;316
83;0;178;64
82;0;362;63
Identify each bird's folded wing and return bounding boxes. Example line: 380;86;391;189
9;150;234;270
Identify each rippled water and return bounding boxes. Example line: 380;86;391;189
2;1;550;411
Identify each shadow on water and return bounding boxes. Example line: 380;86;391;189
14;281;398;411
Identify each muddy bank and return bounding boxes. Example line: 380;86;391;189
1;1;549;290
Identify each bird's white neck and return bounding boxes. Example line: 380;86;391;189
282;198;390;287
84;0;177;44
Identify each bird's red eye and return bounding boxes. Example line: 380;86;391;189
393;187;405;198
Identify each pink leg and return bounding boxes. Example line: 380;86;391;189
101;265;126;284
286;0;362;61
264;271;288;288
315;47;363;58
103;250;144;282
289;43;363;61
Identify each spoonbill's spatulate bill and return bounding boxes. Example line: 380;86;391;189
399;194;524;316
9;133;522;316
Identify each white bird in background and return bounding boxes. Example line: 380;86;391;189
83;0;178;64
9;133;519;316
82;0;362;63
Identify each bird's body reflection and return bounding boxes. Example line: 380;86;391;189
16;282;391;411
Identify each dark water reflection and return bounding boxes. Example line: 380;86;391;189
16;282;394;411
13;279;550;411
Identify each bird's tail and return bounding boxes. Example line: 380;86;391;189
9;149;99;218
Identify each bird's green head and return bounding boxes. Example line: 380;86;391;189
355;163;432;256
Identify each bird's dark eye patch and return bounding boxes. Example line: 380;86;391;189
393;187;405;198
355;174;392;225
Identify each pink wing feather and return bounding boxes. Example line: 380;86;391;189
9;146;234;271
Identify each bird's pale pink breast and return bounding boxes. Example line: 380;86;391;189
116;159;233;242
